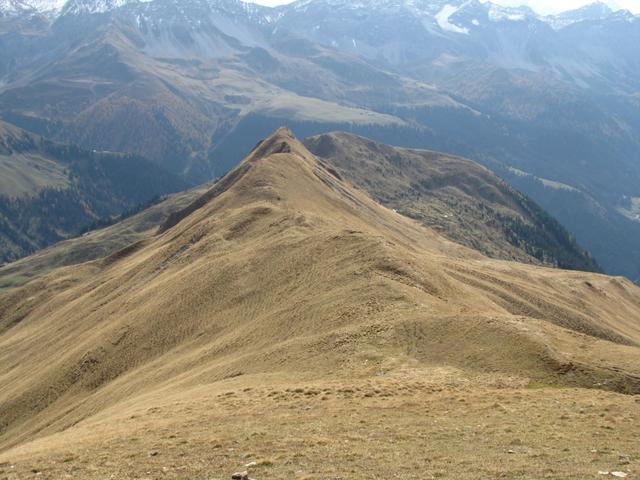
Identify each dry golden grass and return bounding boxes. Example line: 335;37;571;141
1;371;639;479
1;128;639;478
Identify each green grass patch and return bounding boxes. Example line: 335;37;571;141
0;273;32;290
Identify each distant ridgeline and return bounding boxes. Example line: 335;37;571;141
0;121;185;264
305;132;601;274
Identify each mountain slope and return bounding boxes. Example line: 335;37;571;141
270;0;640;281
0;131;600;291
305;132;600;271
0;0;456;179
0;121;70;198
0;181;211;290
2;0;640;280
0;129;639;478
0;120;185;264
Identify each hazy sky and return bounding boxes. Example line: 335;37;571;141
248;0;640;15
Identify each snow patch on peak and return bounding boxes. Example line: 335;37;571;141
62;0;158;15
486;4;528;22
65;0;129;14
435;4;469;34
0;0;19;13
0;0;67;16
25;0;67;12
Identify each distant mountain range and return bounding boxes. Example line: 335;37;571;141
1;0;634;25
0;0;639;280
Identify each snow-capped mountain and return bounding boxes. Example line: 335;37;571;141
296;0;632;37
0;0;142;17
62;0;138;16
267;0;640;92
1;0;636;27
545;1;614;29
274;0;540;34
273;0;637;41
542;1;637;29
0;0;67;16
0;0;271;19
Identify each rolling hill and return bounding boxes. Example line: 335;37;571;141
0;128;638;478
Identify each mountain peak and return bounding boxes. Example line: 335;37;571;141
559;1;613;17
546;1;619;28
249;127;300;159
0;0;68;16
0;0;266;18
159;127;324;233
258;126;297;149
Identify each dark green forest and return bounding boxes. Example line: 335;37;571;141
0;139;185;264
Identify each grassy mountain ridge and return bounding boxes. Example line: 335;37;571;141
2;1;640;279
0;130;599;290
0;129;638;477
305;132;600;272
